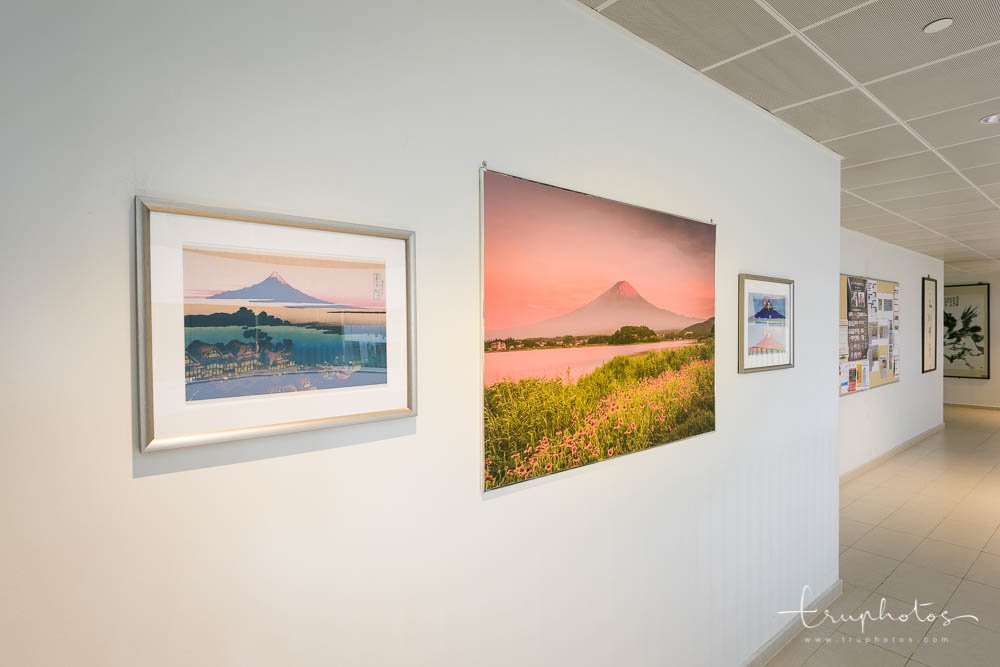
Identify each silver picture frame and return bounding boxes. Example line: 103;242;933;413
738;273;795;374
135;196;417;452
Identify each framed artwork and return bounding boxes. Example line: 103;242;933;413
943;283;990;379
838;274;900;395
135;197;416;451
922;276;937;373
481;168;716;491
737;274;794;373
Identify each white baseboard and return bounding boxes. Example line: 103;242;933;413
945;402;1000;411
742;579;843;667
840;422;945;484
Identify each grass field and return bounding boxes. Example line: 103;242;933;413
484;341;715;490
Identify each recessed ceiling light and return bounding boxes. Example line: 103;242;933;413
981;113;1000;125
923;17;954;33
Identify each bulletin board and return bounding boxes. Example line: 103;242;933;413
839;274;900;395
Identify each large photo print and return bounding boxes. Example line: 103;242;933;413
482;171;716;491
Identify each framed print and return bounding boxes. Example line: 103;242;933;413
922;276;937;373
481;168;715;491
135;197;416;451
838;275;900;395
944;283;990;379
738;274;793;373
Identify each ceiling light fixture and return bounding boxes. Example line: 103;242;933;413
923;17;954;33
981;113;1000;125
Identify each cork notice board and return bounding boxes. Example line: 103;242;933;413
839;274;900;395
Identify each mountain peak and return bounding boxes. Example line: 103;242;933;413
609;280;640;298
208;271;328;304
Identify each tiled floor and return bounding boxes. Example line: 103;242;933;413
768;406;1000;667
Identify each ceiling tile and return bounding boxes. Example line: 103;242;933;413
805;0;1000;83
962;162;1000;185
849;172;968;202
843;214;908;230
841;151;949;188
705;37;849;110
826;124;925;167
981;182;1000;198
908;98;1000;147
842;202;889;221
602;0;788;70
845;222;916;238
883;188;987;212
775;88;892;142
936;248;991;261
907;198;997;221
917;209;1000;226
842;191;866;208
921;210;1000;236
949;225;1000;242
766;0;867;29
867;42;1000;119
947;259;1000;272
939;136;1000;168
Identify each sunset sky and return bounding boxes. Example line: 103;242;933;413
183;246;385;308
484;171;716;332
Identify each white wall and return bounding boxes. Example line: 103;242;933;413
0;2;842;665
944;268;1000;407
839;229;944;476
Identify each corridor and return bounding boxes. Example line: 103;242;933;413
772;407;1000;666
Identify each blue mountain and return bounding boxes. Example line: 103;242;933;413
208;272;330;304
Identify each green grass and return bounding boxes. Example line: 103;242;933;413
484;341;715;490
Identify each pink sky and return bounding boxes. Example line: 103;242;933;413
484;171;715;332
183;247;385;308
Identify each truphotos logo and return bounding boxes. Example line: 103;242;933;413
778;586;979;633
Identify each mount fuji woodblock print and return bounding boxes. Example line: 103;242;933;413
184;247;388;401
482;171;716;490
136;197;414;451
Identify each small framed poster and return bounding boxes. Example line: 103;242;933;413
135;197;416;451
922;276;937;373
943;283;990;379
738;274;794;373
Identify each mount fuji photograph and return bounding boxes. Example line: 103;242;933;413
181;246;389;401
482;170;716;491
489;279;703;339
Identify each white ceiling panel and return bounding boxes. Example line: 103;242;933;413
705;37;849;110
849;171;968;202
962;162;1000;185
981;182;1000;199
764;0;870;29
775;88;892;142
584;0;1000;270
842;191;867;208
842;202;892;221
908;98;1000;147
938;136;1000;169
804;0;1000;82
917;209;1000;226
884;188;987;212
840;151;950;189
947;260;1000;272
865;43;1000;119
907;198;997;221
825;124;925;167
600;0;788;70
